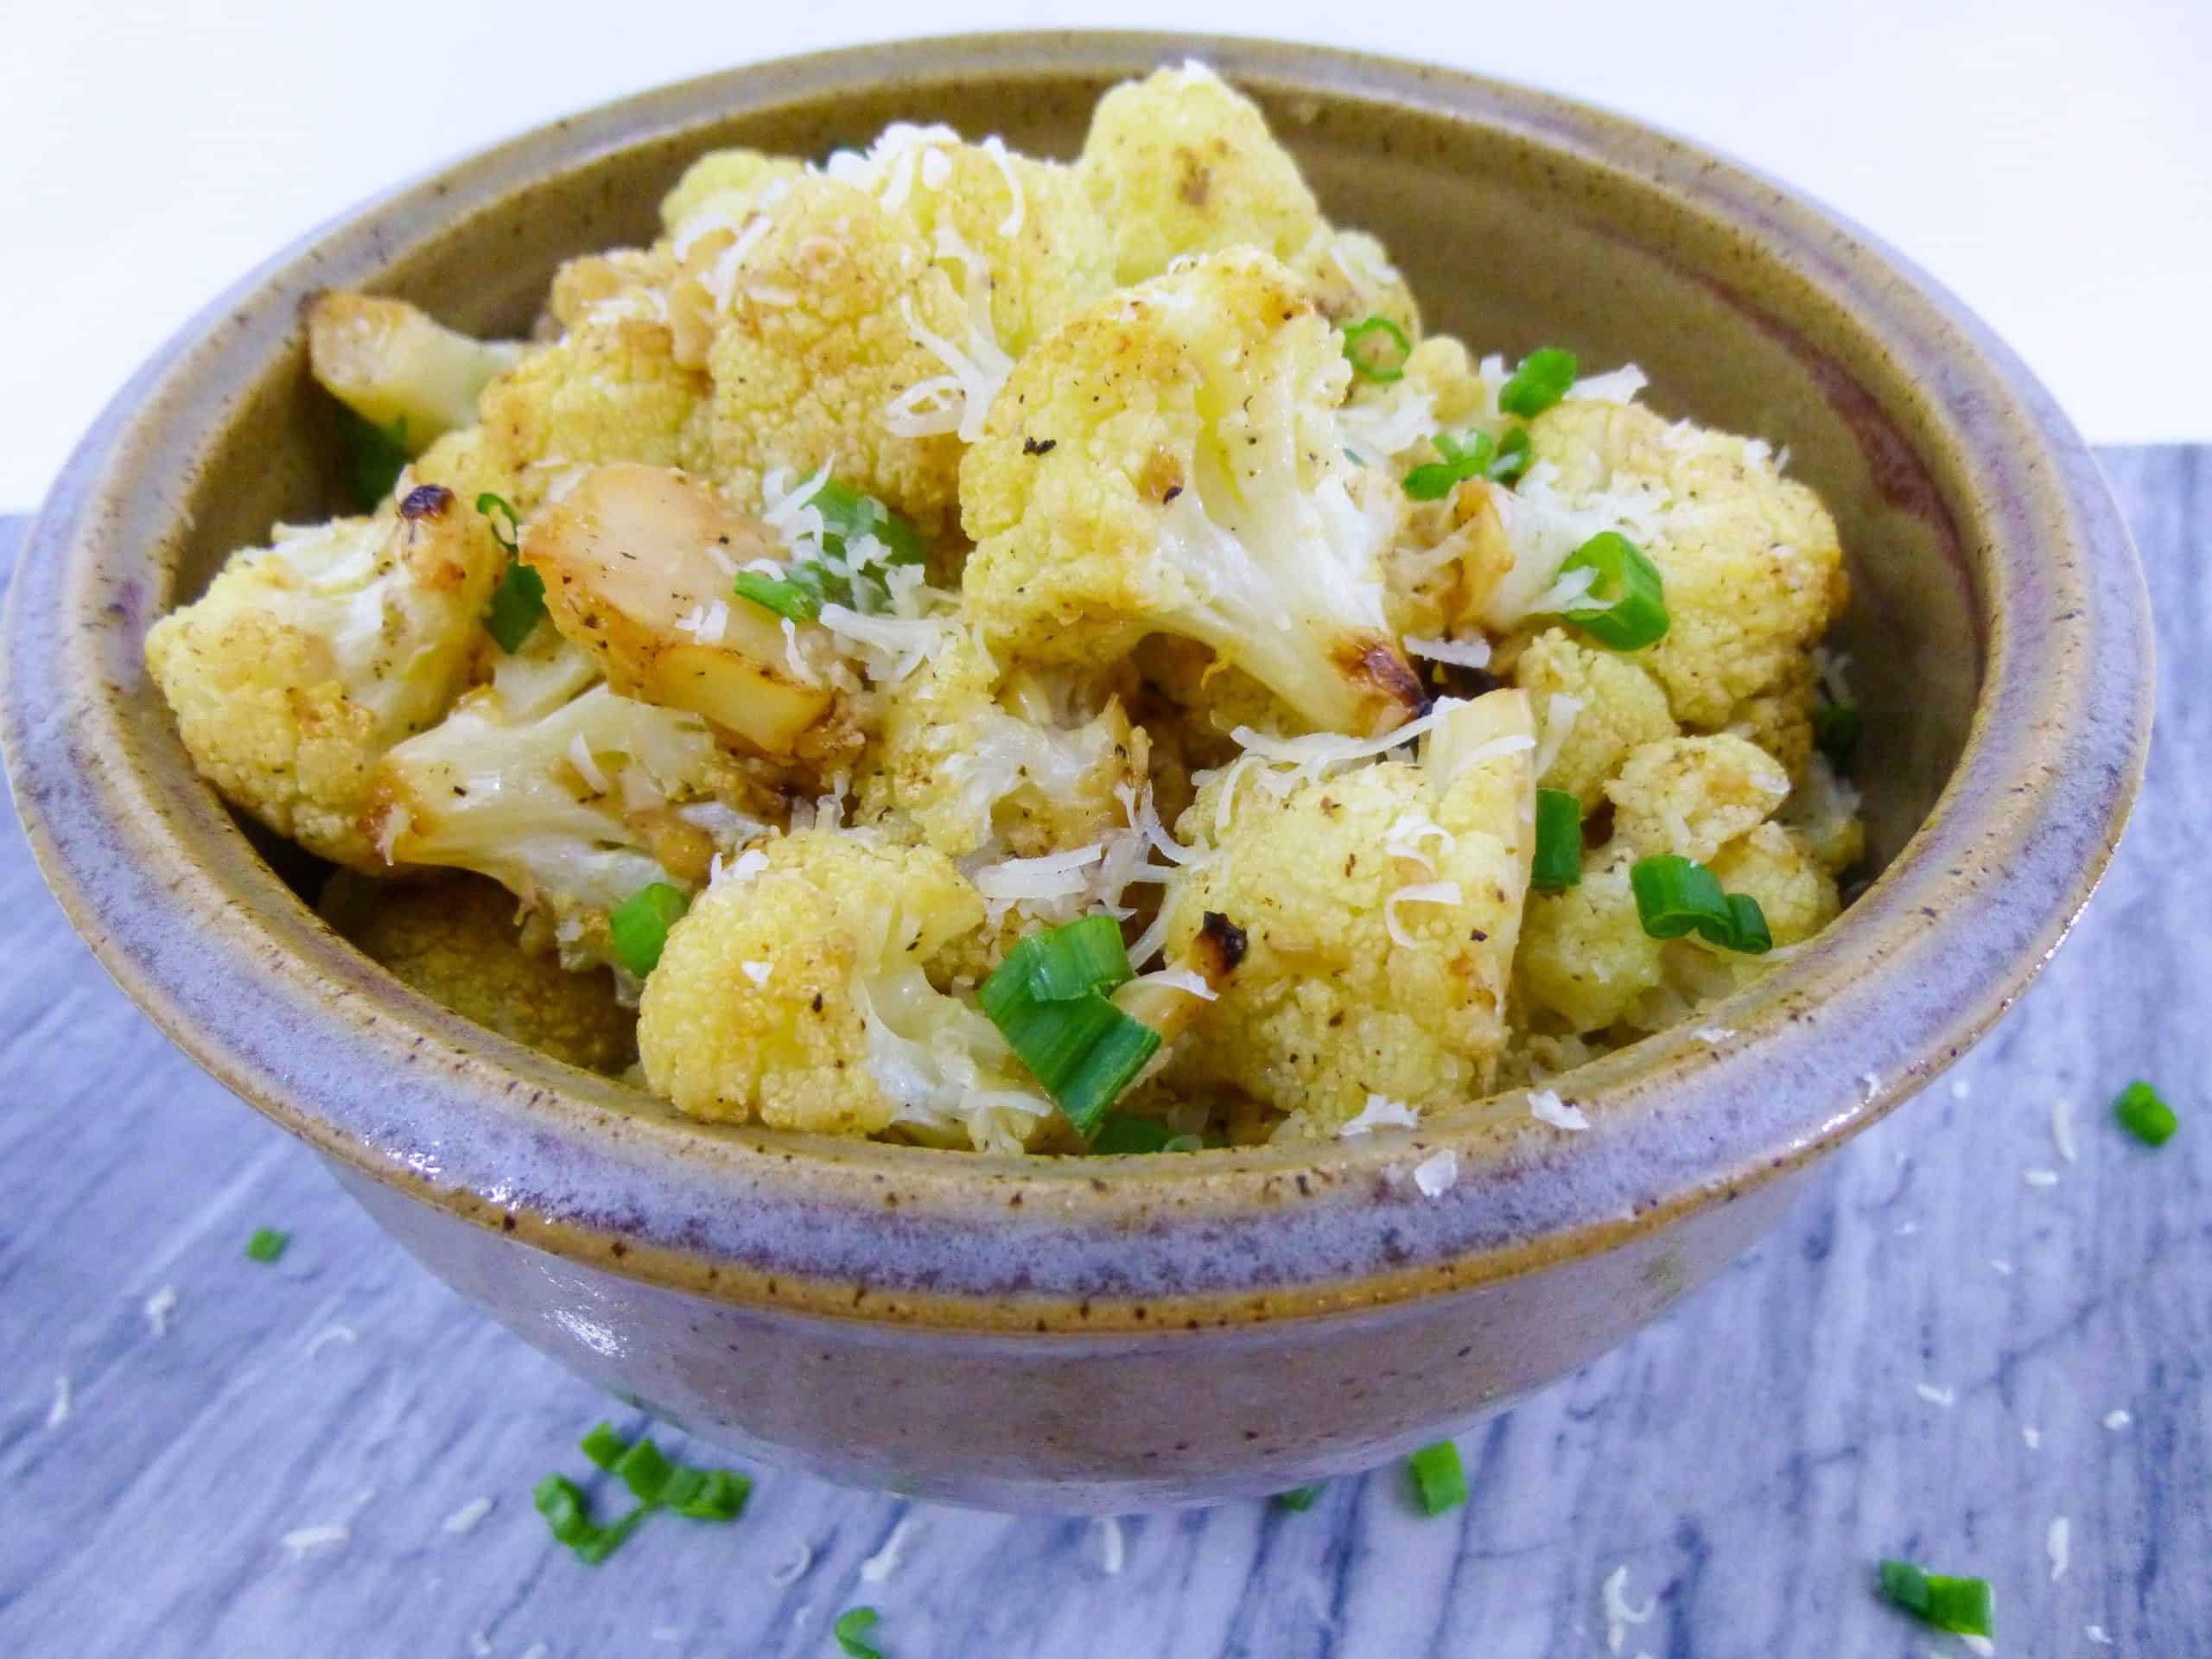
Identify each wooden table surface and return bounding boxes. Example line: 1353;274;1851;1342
1;448;2202;1657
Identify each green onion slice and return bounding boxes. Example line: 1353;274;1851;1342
1556;531;1669;651
733;569;821;624
245;1227;290;1263
532;1474;597;1548
580;1421;628;1470
980;981;1161;1138
340;409;410;506
2113;1079;2178;1146
1274;1485;1325;1512
1878;1560;1995;1637
1497;347;1579;418
1402;431;1497;501
572;1505;650;1566
1812;696;1860;770
806;478;925;567
613;1436;677;1505
1407;1440;1467;1516
484;559;546;654
1629;855;1772;955
671;1466;751;1521
1090;1110;1179;1155
610;883;690;979
1532;789;1583;893
833;1607;886;1659
1342;316;1412;384
475;492;522;555
1002;914;1135;1002
1490;425;1533;485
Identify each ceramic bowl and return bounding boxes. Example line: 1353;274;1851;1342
0;33;2152;1510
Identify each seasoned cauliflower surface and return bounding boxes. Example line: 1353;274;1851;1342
149;66;1866;1154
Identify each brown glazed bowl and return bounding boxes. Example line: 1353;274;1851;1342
1;34;2151;1510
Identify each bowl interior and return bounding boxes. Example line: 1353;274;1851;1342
177;57;1973;911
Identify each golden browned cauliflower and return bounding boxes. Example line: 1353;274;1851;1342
320;870;637;1072
1512;627;1680;808
959;250;1423;739
658;147;806;238
144;480;504;868
635;830;1050;1148
307;294;524;454
1156;690;1537;1133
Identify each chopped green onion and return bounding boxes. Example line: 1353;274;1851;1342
833;1607;886;1659
1812;696;1860;770
806;478;925;567
1878;1560;1995;1637
1342;316;1412;383
2113;1079;2178;1146
1556;531;1669;651
671;1466;750;1521
475;492;522;555
1491;425;1533;485
531;1474;598;1548
1497;347;1579;418
980;981;1161;1138
1532;789;1583;893
1004;914;1135;1002
733;569;821;624
1407;1440;1466;1516
572;1505;651;1566
245;1227;290;1263
1274;1484;1325;1511
339;408;410;506
610;883;690;979
484;559;547;653
1629;855;1771;955
613;1436;677;1504
580;1421;629;1470
1402;431;1497;501
1090;1111;1179;1154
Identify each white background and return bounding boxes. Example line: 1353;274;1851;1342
4;0;2207;506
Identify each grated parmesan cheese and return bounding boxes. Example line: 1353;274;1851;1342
280;1523;350;1560
980;135;1025;236
1563;364;1649;404
1693;1027;1734;1045
2023;1426;2042;1449
1125;967;1217;1003
567;734;608;797
769;1539;815;1586
442;1497;494;1535
1529;1089;1591;1131
1916;1382;1957;1408
1412;1148;1459;1197
2051;1096;2078;1164
2048;1515;2069;1580
713;848;771;890
2103;1409;2132;1431
2024;1167;2061;1188
1339;1094;1419;1137
859;1515;919;1583
741;961;773;987
1950;1077;1972;1100
46;1375;70;1429
1382;811;1454;874
2087;1625;2113;1644
1096;1515;1125;1575
1990;1258;2013;1276
1402;633;1492;670
1384;880;1463;947
143;1284;177;1338
304;1323;359;1357
1602;1565;1656;1655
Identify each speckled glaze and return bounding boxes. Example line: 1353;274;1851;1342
0;35;2151;1510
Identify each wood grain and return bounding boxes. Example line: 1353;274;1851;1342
1;450;2202;1656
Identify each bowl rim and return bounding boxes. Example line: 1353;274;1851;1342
1;30;2152;1334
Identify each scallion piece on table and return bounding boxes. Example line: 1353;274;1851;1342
833;1606;886;1659
610;883;690;979
1630;855;1771;956
613;1435;678;1504
733;569;822;624
531;1474;598;1549
1531;789;1583;893
571;1505;651;1566
245;1228;290;1263
336;408;409;507
1407;1440;1467;1516
580;1421;629;1470
1878;1560;1995;1637
2113;1079;2178;1146
1556;531;1669;651
1402;431;1497;501
1274;1485;1325;1512
671;1466;751;1522
1497;347;1579;418
1341;316;1412;383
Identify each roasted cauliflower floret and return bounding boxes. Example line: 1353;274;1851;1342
1290;228;1420;335
1078;62;1325;286
636;831;1050;1148
522;463;841;759
319;870;637;1073
365;635;777;975
1605;734;1790;864
1513;627;1679;807
1517;734;1839;1034
702;175;984;535
479;313;713;511
1158;691;1536;1133
658;148;805;238
1518;399;1849;730
144;483;504;868
855;632;1142;859
307;293;525;454
960;251;1422;739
